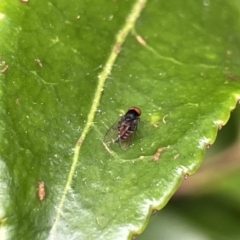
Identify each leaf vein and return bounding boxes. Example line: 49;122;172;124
49;0;148;238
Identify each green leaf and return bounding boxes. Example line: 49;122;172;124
0;0;240;239
138;108;240;240
138;193;240;240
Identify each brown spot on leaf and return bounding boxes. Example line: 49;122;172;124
184;173;189;180
135;35;146;46
152;146;169;162
37;181;45;201
113;43;121;53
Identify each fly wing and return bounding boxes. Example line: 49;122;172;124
104;116;140;150
119;121;137;150
119;134;133;150
103;117;122;145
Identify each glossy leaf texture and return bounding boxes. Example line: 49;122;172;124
0;0;240;239
139;105;240;240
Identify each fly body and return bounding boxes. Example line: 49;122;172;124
104;106;141;150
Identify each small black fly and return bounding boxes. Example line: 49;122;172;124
103;106;141;150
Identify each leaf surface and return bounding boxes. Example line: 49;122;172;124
0;0;240;239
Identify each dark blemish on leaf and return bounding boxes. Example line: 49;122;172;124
206;144;211;148
37;181;45;201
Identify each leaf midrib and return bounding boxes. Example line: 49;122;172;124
48;0;148;238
